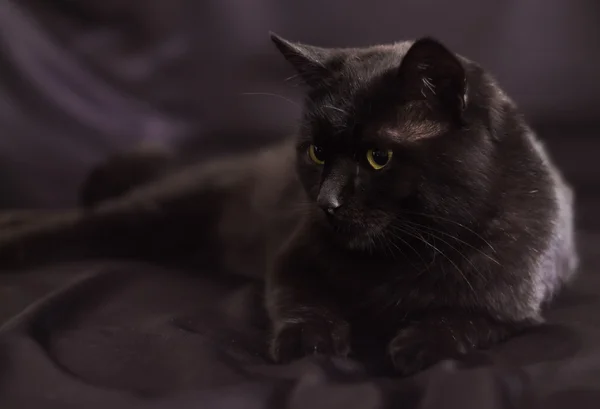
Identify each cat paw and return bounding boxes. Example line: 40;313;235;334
269;319;351;364
388;312;528;376
388;324;467;377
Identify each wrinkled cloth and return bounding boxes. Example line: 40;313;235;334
1;0;600;408
0;227;600;409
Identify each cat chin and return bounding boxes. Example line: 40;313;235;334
324;221;389;252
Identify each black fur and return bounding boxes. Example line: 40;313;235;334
79;145;175;207
266;34;577;375
0;34;577;376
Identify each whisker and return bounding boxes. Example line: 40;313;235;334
380;231;412;265
385;236;405;261
240;92;300;108
323;105;348;115
396;222;489;285
384;229;428;271
401;219;501;266
390;224;477;295
400;210;497;253
375;234;392;259
367;234;408;311
365;235;374;254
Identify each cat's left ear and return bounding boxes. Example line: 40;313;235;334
270;32;333;87
398;38;468;119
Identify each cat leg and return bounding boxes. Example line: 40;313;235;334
267;243;351;363
388;309;538;376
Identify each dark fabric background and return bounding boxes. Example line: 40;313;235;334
0;1;599;408
1;0;599;208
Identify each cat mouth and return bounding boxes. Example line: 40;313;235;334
322;213;386;242
329;219;360;235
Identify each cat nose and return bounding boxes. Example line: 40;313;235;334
317;193;342;215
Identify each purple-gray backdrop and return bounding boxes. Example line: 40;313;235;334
1;0;598;212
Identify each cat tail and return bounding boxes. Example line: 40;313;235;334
79;143;176;207
0;152;258;272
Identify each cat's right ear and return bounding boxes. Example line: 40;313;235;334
270;32;332;87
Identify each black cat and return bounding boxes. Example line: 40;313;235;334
0;34;578;376
263;34;578;375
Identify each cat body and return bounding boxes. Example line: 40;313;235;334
0;35;577;376
263;35;578;374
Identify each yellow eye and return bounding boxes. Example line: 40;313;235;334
366;149;393;170
308;144;325;165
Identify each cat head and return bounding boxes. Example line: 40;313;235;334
271;33;500;250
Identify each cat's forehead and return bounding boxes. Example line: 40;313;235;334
305;49;397;120
304;41;446;144
326;42;413;91
306;101;447;146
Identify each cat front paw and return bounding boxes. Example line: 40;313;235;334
388;324;468;377
388;312;529;376
269;319;351;364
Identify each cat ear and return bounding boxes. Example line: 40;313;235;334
270;32;332;87
398;37;467;118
